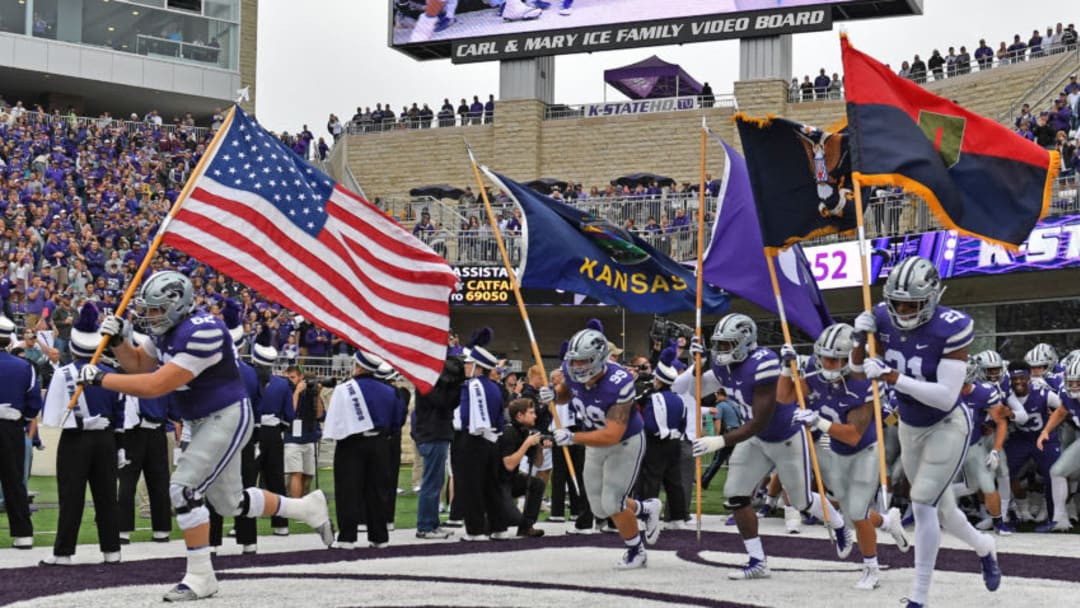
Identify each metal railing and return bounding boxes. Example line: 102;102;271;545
789;42;1080;104
997;44;1080;124
543;94;736;121
343;111;489;135
383;176;1080;265
5;107;211;140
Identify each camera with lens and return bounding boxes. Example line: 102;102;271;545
319;377;338;389
649;315;694;347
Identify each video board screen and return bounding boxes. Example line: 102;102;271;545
390;0;921;63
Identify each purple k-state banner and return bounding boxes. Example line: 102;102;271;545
702;136;833;339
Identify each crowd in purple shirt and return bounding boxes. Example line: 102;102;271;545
0;98;350;364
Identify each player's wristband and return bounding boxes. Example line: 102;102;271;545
815;418;833;434
848;359;864;373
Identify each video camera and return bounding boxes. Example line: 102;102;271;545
649;315;694;347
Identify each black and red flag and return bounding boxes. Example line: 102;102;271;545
841;34;1059;250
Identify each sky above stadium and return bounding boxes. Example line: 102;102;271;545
255;0;1068;137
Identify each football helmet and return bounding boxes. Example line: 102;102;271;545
973;350;1005;384
133;271;194;336
883;256;944;330
1062;349;1080;373
710;313;757;367
814;323;855;382
1023;343;1058;370
1065;357;1080;400
564;328;610;383
964;355;979;384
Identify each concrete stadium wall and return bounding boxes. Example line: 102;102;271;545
345;50;1078;203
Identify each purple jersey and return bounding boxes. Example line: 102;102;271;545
1012;385;1056;440
804;356;875;455
711;347;794;442
959;381;1002;446
873;302;973;427
563;361;643;441
150;312;247;420
1058;390;1080;428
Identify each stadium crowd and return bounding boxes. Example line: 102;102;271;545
791;21;1080;102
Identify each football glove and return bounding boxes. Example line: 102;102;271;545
853;311;877;335
689;336;705;358
862;358;890;380
692;436;726;457
78;364;107;386
100;314;132;348
553;428;575;446
985;449;999;471
780;343;797;377
538;386;556;404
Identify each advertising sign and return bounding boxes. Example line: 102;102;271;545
390;0;921;63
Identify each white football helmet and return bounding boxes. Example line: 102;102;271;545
133;271;194;336
710;313;757;367
973;349;1006;384
814;323;855;382
883;256;944;330
1024;343;1058;371
564;328;609;383
1065;357;1080;400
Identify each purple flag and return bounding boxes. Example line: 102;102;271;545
702;137;833;339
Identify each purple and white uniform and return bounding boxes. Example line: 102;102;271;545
958;381;1003;495
874;302;973;507
805;357;878;520
563;361;645;520
146;312;252;514
1050;391;1080;479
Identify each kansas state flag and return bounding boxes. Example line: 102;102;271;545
841;34;1059;250
701;136;832;338
734;114;857;252
483;168;729;315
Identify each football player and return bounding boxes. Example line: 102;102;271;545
785;323;909;591
1037;357;1080;531
79;271;333;601
956;357;1013;535
546;323;662;569
682;313;851;581
1025;343;1062;391
851;256;1000;608
1002;361;1070;531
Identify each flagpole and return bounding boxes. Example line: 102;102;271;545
466;144;580;488
693;117;707;542
851;181;891;513
764;252;835;537
61;106;239;425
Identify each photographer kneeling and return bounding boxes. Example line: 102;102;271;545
498;399;550;538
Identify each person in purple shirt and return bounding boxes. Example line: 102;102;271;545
80;271;333;601
304;326;330;358
786;323;909;591
413;212;435;239
549;322;662;570
685;314;851;580
851;256;1000;607
814;69;831;99
483;94;495;124
468;96;484;125
974;39;994;70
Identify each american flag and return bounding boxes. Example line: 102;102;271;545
161;106;458;392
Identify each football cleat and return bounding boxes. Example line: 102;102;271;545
559;0;573;15
434;14;455;32
725;514;737;526
532;0;551;8
980;549;1002;591
975;516;994;531
728;557;770;580
784;505;802;534
613;540;647;570
163;572;218;603
885;507;911;552
640;498;662;545
834;525;856;560
994;520;1015;536
853;565;880;590
415;529;453;540
902;600;925;608
502;0;542;21
296;490;335;547
1035;519;1072;533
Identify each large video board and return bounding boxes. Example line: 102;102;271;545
390;0;922;63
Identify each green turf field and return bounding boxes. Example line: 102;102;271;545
0;466;731;547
